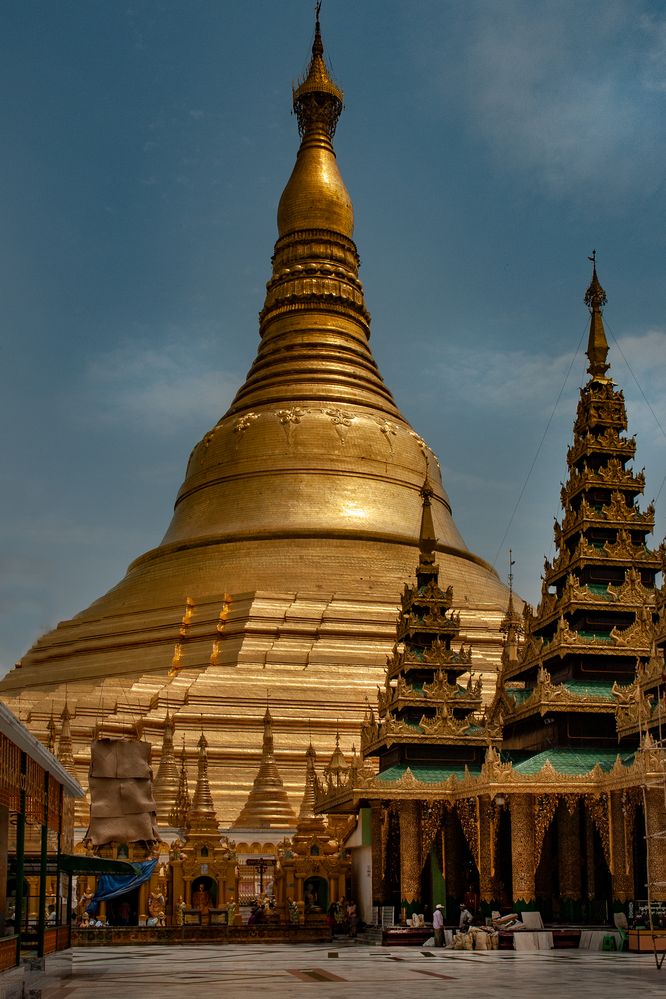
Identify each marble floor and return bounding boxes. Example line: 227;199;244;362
29;944;665;999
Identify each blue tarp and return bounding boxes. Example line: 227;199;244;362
88;858;158;909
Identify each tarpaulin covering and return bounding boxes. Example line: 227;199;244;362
85;739;160;847
88;858;158;907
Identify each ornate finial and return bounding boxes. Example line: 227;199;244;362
314;1;323;56
500;549;522;665
584;251;607;313
417;477;437;571
584;252;610;379
293;4;343;139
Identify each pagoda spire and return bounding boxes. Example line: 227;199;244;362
292;2;344;142
231;707;297;830
584;251;610;380
295;742;327;837
46;707;57;755
323;728;348;788
153;710;180;825
501;261;659;752
188;732;219;833
57;700;75;771
169;739;191;829
417;477;438;583
500;549;522;668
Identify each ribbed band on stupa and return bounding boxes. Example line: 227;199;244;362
231;708;297;830
0;10;510;827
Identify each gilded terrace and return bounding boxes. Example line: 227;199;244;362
572;383;629;437
535;568;657;632
567;427;635;467
560;458;645;507
502;666;629;724
555;492;654;546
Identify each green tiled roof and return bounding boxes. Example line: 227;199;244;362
577;630;612;642
586;583;613;599
510;747;633;776
376;763;480;784
561;679;627;702
508;689;532;705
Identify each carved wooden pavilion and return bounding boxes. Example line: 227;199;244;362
317;264;666;924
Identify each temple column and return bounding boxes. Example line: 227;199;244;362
557;799;582;921
398;800;421;918
478;797;495;914
444;811;461;908
0;805;8;935
370;801;384;906
584;808;595;902
609;790;633;907
645;787;666;903
510;794;536;908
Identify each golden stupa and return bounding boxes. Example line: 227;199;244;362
0;14;510;825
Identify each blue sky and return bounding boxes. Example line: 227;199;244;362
1;0;665;673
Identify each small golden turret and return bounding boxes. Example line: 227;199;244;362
57;701;75;771
500;550;522;668
188;732;219;834
295;742;327;837
46;708;57;755
231;708;297;829
169;740;191;829
153;711;180;825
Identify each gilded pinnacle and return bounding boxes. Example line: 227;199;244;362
418;478;438;572
584;256;610;379
293;7;343;139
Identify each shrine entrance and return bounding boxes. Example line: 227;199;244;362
238;859;275;903
107;887;139;926
192;876;217;912
304;876;327;913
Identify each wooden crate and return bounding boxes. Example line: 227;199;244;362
628;928;666;953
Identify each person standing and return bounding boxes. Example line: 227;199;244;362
433;904;445;947
458;903;473;932
347;899;358;938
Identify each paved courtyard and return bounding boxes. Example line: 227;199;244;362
30;943;665;999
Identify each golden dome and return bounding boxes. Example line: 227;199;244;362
0;12;510;827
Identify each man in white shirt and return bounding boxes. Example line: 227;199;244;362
433;904;445;947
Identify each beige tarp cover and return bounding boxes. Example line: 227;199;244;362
86;739;160;847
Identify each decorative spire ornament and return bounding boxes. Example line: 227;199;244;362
584;251;610;380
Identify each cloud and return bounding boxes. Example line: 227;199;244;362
612;329;666;445
432;328;666;424
432;1;666;200
80;329;239;435
433;342;583;411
